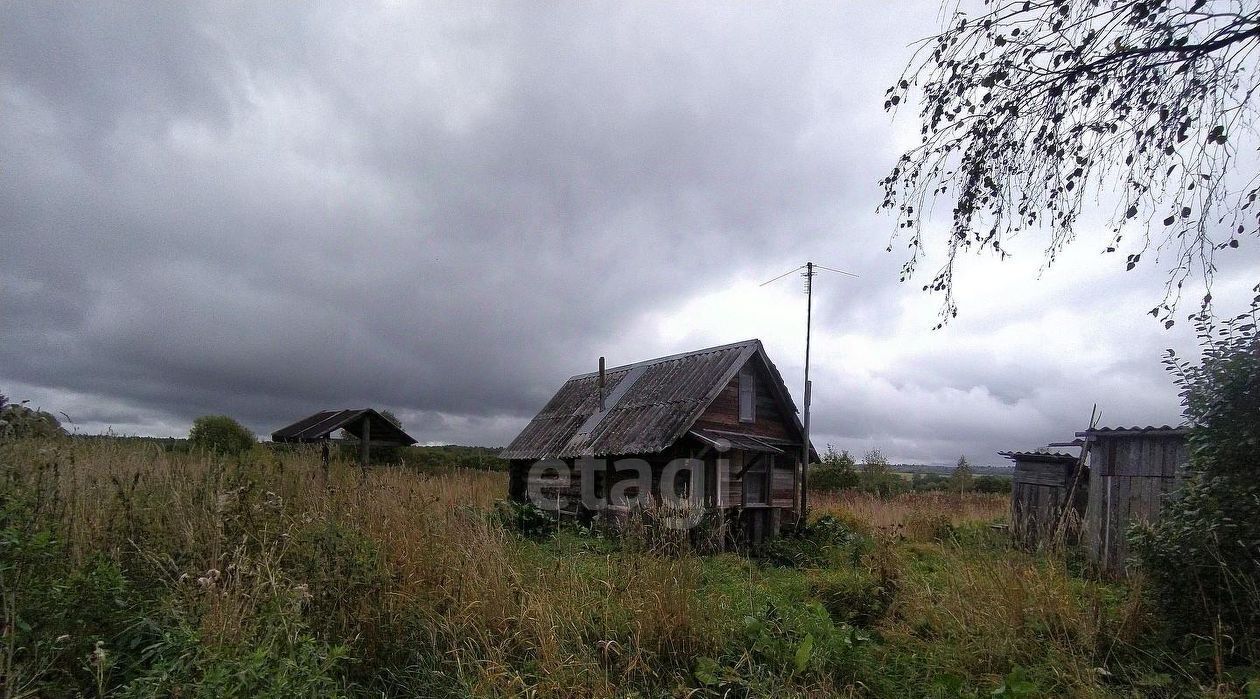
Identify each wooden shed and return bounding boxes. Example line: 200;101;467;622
272;409;416;468
1000;448;1084;549
500;339;816;544
1078;426;1190;575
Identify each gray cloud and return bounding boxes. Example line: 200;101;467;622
2;2;1250;463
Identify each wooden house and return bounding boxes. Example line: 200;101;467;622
500;339;816;542
1000;447;1084;549
1077;426;1190;575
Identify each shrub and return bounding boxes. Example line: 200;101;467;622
973;475;1012;494
757;515;860;568
1133;305;1260;665
285;520;391;636
188;415;255;456
117;609;350;698
857;449;906;498
492;498;555;539
0;392;66;441
812;445;860;491
808;567;896;627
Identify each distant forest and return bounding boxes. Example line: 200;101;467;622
71;434;506;471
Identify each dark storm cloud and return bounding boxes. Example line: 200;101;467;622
2;2;915;441
4;2;1239;460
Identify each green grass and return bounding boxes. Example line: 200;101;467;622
0;437;1246;697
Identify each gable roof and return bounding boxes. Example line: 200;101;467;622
271;409;417;445
500;339;811;460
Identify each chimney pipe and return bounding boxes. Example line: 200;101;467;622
598;356;606;411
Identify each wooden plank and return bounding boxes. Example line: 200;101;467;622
1118;438;1137;476
1027;484;1040;541
1013;474;1064;487
1033;485;1050;544
1104;475;1120;571
1140;438;1155;477
1159;439;1174;478
1111;476;1133;574
724;452;743;507
771;466;794;507
1144;477;1162;523
1084;471;1105;560
1130;477;1149;525
1013;462;1071;486
1167;437;1189;478
694;375;792;440
1093;440;1113;477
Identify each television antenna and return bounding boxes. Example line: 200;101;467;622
761;261;857;522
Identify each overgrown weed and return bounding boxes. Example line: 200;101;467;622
0;438;1239;697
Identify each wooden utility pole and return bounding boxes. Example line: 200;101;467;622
800;262;814;520
760;260;857;525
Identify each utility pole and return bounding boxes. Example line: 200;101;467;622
801;262;814;521
761;261;856;524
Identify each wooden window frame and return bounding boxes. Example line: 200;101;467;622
738;366;756;423
743;453;772;506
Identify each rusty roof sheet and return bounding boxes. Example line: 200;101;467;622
501;339;808;460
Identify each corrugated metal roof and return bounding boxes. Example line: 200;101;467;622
1075;425;1189;438
271;408;417;445
998;449;1079;463
500;339;809;460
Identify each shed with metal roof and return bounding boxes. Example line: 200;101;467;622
1000;447;1084;550
1076;425;1191;575
272;409;415;468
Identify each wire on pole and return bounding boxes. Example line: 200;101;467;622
759;265;807;287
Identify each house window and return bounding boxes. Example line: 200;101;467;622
739;366;756;423
743;454;771;505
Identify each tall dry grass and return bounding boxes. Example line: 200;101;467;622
810;489;1007;530
2;439;736;696
4;439;1184;697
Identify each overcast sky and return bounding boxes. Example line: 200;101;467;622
3;2;1255;465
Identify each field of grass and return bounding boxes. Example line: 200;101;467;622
0;438;1228;697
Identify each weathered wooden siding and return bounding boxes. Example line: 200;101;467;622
772;465;795;508
719;454;742;507
511;457;583;514
742;507;781;546
1010;481;1069;548
693;360;794;441
692;356;803;525
1082;434;1189;575
1009;457;1079;549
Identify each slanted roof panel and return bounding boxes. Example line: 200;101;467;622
273;409;356;441
271;409;417;445
998;449;1079;464
500;340;762;460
